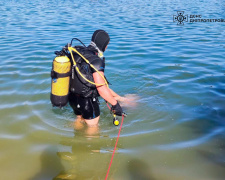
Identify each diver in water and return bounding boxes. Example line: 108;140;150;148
68;30;125;130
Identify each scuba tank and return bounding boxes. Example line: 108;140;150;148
50;50;71;107
50;38;107;107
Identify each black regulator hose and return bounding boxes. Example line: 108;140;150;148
71;38;86;47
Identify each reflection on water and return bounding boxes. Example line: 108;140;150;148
31;147;65;180
0;0;225;179
54;129;121;180
127;159;155;180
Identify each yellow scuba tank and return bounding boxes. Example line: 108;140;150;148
50;55;71;107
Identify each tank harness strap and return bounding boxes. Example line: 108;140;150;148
104;76;112;85
51;70;71;79
68;46;108;87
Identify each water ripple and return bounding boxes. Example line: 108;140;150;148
1;0;225;179
153;127;225;151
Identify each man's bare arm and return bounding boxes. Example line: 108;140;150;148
93;71;117;105
109;88;125;101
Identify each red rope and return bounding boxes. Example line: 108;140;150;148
106;102;111;110
105;115;124;180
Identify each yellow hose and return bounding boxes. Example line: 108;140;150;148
68;46;108;87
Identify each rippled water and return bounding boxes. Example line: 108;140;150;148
1;0;225;179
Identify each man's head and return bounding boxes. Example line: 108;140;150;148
91;30;110;52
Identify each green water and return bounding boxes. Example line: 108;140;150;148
0;0;225;179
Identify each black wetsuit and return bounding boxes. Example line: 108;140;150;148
68;45;105;120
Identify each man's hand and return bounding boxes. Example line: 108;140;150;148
111;101;123;116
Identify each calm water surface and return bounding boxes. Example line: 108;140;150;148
0;0;225;179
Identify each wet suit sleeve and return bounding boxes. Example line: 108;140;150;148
91;57;105;73
91;57;112;85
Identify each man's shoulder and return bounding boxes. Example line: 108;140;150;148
90;56;105;72
85;50;101;63
89;55;102;62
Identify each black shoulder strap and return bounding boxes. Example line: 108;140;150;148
72;46;89;64
51;70;71;79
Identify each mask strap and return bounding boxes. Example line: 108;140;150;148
90;41;104;58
